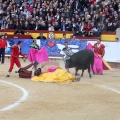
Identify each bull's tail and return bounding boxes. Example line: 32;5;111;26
91;53;95;74
91;53;94;65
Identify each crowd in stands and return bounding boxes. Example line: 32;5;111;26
0;0;120;37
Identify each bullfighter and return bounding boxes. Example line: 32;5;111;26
6;41;26;77
93;39;105;58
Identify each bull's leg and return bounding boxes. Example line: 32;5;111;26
91;64;95;75
74;67;80;75
75;68;79;76
88;66;92;78
81;69;84;77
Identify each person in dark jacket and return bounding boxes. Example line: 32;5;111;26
36;32;46;40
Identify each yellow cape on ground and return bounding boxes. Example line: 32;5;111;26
31;68;76;82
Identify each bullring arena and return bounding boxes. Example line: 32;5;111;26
0;57;120;120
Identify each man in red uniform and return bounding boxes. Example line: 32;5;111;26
6;41;26;77
0;35;7;64
93;39;105;58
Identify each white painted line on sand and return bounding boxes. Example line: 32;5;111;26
0;80;28;112
89;83;120;120
85;82;120;95
93;84;120;95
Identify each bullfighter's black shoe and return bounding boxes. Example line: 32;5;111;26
6;75;10;78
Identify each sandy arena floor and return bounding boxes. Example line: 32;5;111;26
0;58;120;120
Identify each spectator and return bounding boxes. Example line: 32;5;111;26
14;29;24;35
8;20;15;29
29;20;35;30
111;22;118;31
54;21;60;31
35;21;40;30
23;21;30;30
89;22;97;36
60;21;67;31
25;32;33;39
66;20;72;31
60;33;67;40
40;22;48;30
73;30;82;36
0;0;119;37
37;32;46;40
106;22;112;31
48;23;54;31
1;20;8;29
71;35;76;40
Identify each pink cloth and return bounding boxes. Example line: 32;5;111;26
35;47;49;63
27;48;37;63
47;66;58;72
86;43;103;75
27;46;49;63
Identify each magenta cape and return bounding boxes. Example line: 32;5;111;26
27;46;49;63
86;43;110;75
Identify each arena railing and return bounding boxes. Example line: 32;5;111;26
0;30;116;41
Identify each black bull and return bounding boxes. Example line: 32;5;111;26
65;49;95;78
